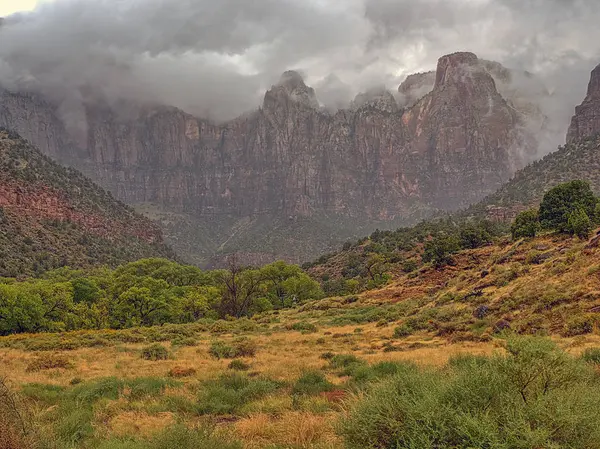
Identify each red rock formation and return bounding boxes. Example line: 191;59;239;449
568;64;600;143
0;52;541;263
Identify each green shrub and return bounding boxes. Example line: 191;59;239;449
340;337;600;449
289;321;318;333
140;344;170;361
209;338;257;359
581;348;600;365
422;234;461;268
511;209;540;239
567;207;593;239
329;354;367;376
228;360;250;371
196;373;282;415
171;337;197;347
393;324;413;338
292;371;334;395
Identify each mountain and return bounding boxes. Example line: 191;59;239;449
0;128;174;277
475;62;600;221
0;52;544;266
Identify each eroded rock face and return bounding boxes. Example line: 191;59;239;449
568;64;600;143
0;52;540;264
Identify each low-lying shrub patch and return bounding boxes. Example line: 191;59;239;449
140;343;170;361
25;353;73;372
208;338;257;359
341;337;600;449
292;370;334;396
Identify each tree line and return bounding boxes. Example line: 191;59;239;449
0;258;323;335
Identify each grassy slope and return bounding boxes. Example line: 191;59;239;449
2;227;600;447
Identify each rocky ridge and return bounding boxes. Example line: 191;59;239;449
0;52;543;265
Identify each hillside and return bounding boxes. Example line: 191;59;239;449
0;128;174;276
471;134;600;221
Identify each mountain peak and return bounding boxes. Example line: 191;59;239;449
435;52;480;88
264;70;319;109
567;63;600;143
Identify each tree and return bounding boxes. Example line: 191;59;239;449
539;180;598;233
422;234;460;268
567;207;592;240
511;209;541;239
459;223;493;249
215;257;264;318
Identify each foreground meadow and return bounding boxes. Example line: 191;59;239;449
3;313;600;449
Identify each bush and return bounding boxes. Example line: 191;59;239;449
567;207;593;239
228;360;250;371
209;338;257;359
288;321;318;333
393;324;413;338
511;209;541;239
0;378;35;449
329;354;366;376
140;344;170;361
292;371;334;395
26;353;73;372
340;337;600;449
196;373;282;415
171;337;197;347
581;348;600;365
422;235;461;268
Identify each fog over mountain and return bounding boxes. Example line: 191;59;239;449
1;0;599;151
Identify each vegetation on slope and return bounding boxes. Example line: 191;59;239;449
0;128;174;276
472;134;600;213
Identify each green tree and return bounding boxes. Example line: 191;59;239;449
539;180;598;233
511;209;541;239
567;207;593;239
422;234;460;268
459;223;492;249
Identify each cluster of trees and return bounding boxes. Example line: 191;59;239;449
419;220;506;268
512;180;600;240
0;258;323;335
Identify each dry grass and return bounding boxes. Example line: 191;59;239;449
236;412;341;449
109;411;175;437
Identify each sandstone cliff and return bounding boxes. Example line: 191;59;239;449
0;52;542;265
568;63;600;143
0;128;173;276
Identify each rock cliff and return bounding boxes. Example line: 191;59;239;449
0;52;541;265
568;63;600;143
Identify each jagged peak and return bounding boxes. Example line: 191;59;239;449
398;71;436;108
351;87;398;113
264;70;319;109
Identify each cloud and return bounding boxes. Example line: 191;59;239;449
1;0;600;151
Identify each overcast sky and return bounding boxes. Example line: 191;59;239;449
1;0;599;144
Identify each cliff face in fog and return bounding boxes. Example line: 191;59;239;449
0;52;542;265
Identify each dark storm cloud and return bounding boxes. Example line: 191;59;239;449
1;0;599;151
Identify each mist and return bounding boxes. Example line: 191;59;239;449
1;0;600;152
